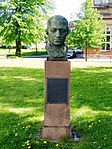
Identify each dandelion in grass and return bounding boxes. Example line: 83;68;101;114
15;133;18;136
25;140;30;146
56;143;59;147
35;141;39;144
89;125;92;128
26;126;29;128
89;122;93;128
43;140;47;144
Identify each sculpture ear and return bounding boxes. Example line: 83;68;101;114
45;29;49;35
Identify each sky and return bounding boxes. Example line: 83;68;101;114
53;0;86;21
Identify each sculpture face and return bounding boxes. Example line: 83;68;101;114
45;15;69;61
47;16;69;46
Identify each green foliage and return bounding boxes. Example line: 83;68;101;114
66;0;105;51
0;66;112;148
0;0;54;55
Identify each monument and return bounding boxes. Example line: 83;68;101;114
41;15;71;140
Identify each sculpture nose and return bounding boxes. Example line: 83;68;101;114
55;30;60;37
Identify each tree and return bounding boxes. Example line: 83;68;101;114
66;0;105;61
0;0;54;56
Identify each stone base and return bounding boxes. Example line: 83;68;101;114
42;126;71;140
44;104;70;126
42;61;71;140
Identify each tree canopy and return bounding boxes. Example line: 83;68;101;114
0;0;54;56
66;0;105;61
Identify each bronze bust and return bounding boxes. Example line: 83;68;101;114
45;15;70;61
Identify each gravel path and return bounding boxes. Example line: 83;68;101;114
0;58;112;69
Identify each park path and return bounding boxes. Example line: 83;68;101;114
0;58;112;69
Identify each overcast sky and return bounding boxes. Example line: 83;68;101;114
53;0;86;21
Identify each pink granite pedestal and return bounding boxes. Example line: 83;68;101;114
42;61;71;140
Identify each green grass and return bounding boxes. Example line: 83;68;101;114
22;50;47;56
0;67;112;149
0;48;47;56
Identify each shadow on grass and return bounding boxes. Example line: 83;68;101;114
0;67;45;148
70;67;112;112
70;67;112;148
0;67;44;109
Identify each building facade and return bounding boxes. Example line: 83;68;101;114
92;0;112;58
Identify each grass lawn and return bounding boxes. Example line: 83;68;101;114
0;66;112;149
0;48;47;57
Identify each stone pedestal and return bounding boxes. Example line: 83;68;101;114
42;61;71;140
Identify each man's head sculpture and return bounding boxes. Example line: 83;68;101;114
45;15;70;61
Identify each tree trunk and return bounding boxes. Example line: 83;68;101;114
16;38;21;57
15;22;21;57
85;40;88;61
36;43;38;54
15;6;21;57
85;47;88;61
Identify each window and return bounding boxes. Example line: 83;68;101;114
94;0;109;5
94;0;100;5
101;27;111;51
102;0;108;4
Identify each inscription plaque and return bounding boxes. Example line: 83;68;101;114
47;78;68;104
